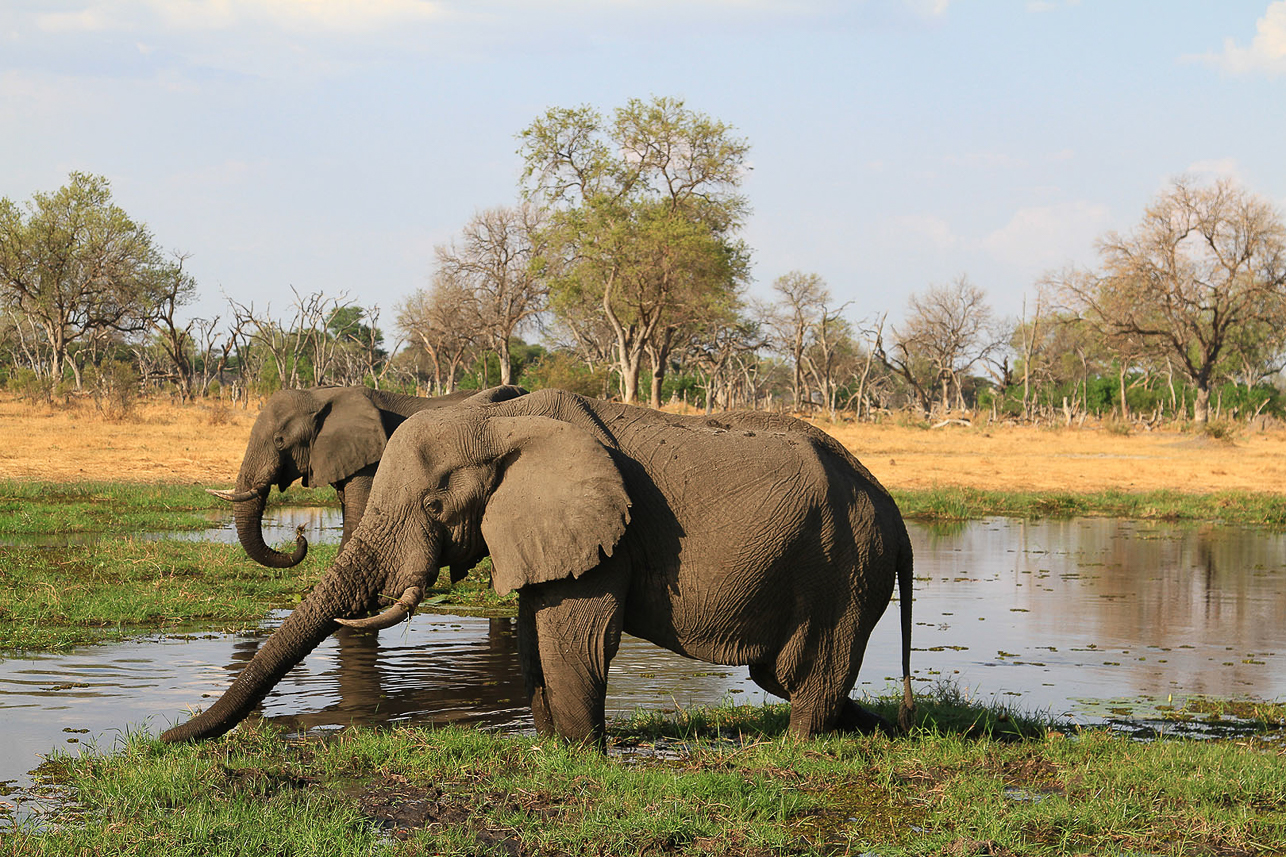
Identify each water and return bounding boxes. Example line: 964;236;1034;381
3;515;1285;819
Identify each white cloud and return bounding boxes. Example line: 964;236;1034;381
162;0;446;33
904;0;951;19
1189;1;1286;76
889;214;961;251
1185;158;1242;181
983;200;1111;271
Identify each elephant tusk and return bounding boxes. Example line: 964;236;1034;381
207;487;261;503
334;587;423;631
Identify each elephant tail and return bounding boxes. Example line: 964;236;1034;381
896;532;916;733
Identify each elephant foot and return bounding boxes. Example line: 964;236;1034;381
530;687;556;738
835;699;898;737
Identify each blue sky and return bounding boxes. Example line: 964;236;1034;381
2;1;1284;336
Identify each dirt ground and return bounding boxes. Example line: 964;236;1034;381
2;394;1285;495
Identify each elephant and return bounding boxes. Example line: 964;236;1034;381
209;384;526;569
163;388;915;747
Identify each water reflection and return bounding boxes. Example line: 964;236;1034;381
3;516;1285;816
861;518;1286;716
0;614;758;815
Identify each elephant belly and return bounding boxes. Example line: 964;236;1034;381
622;558;800;668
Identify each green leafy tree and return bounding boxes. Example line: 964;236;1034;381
0;172;171;388
520;96;750;405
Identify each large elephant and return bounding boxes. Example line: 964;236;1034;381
164;389;914;746
210;385;526;568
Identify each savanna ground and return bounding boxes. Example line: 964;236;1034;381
5;393;1286;493
2;393;1286;855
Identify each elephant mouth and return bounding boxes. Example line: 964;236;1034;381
334;586;424;631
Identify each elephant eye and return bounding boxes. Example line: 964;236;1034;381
273;434;286;450
423;497;444;517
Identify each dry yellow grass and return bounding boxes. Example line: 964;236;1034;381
0;394;255;485
2;393;1285;495
818;419;1286;494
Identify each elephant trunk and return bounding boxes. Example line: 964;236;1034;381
233;488;307;568
161;540;384;743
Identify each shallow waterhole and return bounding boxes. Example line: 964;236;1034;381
3;512;1285;823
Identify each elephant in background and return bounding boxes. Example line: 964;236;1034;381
165;389;914;747
209;385;526;569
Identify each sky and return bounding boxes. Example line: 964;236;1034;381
2;0;1284;338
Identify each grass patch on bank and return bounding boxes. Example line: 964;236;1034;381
0;480;337;536
0;539;335;651
893;485;1286;527
9;690;1286;856
0;535;501;652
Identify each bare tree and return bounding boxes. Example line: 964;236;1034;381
882;275;1000;416
800;302;854;419
396;274;480;394
765;271;829;410
146;253;199;400
435;203;548;385
1058;177;1286;424
684;316;766;414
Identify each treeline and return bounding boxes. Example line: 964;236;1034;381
3;99;1285;426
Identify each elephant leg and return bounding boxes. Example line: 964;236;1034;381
749;662;789;700
835;699;897;737
768;611;878;739
517;597;554;738
521;565;627;748
336;465;377;550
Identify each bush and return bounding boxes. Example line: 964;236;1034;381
85;358;139;420
7;368;54;403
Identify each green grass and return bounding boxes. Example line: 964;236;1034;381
0;540;334;651
3;480;1284;652
0;480;345;650
0;480;338;536
892;485;1286;527
8;690;1286;856
0;535;500;652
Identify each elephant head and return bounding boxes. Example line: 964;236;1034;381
211;387;388;568
163;409;630;743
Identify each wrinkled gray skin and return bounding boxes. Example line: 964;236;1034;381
219;385;526;569
165;389;915;747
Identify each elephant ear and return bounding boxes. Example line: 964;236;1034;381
481;416;630;596
309;389;387;487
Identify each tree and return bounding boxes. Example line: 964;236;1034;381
880;275;1000;416
800;304;855;419
146;253;199;400
0;172;171;388
396;274;479;394
1059;177;1286;424
434;204;549;386
520;96;751;405
765;271;829;410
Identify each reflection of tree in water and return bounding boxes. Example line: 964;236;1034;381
918;518;1286;701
